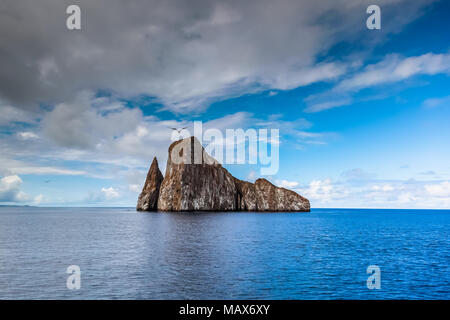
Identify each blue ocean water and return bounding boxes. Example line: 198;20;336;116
0;207;449;300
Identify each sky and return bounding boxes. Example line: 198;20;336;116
0;0;449;208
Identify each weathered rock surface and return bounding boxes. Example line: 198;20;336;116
138;136;310;212
136;157;164;211
234;179;258;211
254;178;310;211
158;137;238;211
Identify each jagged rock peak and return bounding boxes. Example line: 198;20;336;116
136;157;163;211
158;137;236;211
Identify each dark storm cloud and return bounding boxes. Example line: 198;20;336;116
0;0;433;112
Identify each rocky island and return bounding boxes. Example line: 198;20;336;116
137;137;310;212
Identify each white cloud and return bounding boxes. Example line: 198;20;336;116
0;175;28;203
128;184;142;193
260;62;346;91
304;52;450;113
276;179;299;189
301;178;450;209
422;95;450;108
0;103;36;125
337;53;450;91
33;194;44;205
101;187;120;200
0;155;87;176
10;167;86;176
85;186;124;204
371;184;394;192
397;192;417;204
304;98;352;113
425;181;450;197
17;132;39;140
209;2;242;26
275;177;439;208
0;175;22;190
298;179;348;203
246;170;257;182
42;91;143;149
276;173;448;208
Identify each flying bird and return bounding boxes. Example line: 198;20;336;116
169;127;187;134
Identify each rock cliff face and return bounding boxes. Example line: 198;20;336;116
253;178;310;211
136;157;164;211
157;137;237;211
137;137;310;212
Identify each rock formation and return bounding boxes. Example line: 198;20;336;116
136;157;164;211
137;137;310;212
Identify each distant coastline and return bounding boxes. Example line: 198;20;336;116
0;205;34;208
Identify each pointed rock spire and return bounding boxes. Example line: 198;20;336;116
136;157;163;211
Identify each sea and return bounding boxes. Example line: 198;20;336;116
0;207;449;299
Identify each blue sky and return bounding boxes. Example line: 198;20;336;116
0;0;449;208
